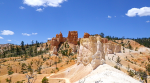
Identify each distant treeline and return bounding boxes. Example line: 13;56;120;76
91;33;150;48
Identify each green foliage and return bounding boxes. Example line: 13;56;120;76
116;56;121;64
135;47;138;51
138;69;147;81
0;40;46;58
21;63;27;74
134;38;150;48
7;65;13;75
128;43;132;50
56;67;59;71
128;70;135;77
8;70;14;75
6;78;11;83
114;65;120;70
99;33;104;38
42;77;49;83
77;41;80;46
16;80;23;83
145;63;150;75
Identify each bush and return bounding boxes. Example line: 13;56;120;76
42;77;49;83
128;70;135;77
114;65;120;70
8;70;14;75
16;80;23;83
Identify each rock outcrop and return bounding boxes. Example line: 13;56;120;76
67;31;78;45
72;45;77;53
50;32;66;49
103;43;121;55
77;35;122;69
101;38;108;43
77;36;105;69
83;32;90;38
53;46;57;55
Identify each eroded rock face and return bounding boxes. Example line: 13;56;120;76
53;46;57;55
103;43;121;55
101;38;108;43
77;35;122;69
77;36;105;69
72;45;77;53
83;32;90;38
51;32;66;49
67;31;78;45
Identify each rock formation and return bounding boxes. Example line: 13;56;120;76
83;32;90;38
101;38;108;43
50;32;66;49
53;46;57;55
72;45;77;53
77;35;122;69
77;35;105;69
103;43;121;55
67;31;78;45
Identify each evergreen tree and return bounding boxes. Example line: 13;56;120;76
21;41;25;50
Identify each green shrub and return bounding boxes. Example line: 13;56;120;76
42;77;49;83
128;70;135;77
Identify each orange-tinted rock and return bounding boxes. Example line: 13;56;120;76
101;38;108;43
83;33;90;38
53;46;57;55
67;31;78;45
51;37;60;48
51;32;66;49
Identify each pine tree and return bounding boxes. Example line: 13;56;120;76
21;41;25;50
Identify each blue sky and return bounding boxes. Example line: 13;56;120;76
0;0;150;45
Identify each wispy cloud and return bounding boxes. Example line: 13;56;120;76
32;33;38;35
126;7;150;17
22;33;31;36
108;15;111;18
23;0;67;7
36;8;44;12
47;38;51;40
1;30;14;35
146;20;150;23
0;36;3;39
22;33;38;36
7;40;12;41
114;16;116;17
19;6;25;9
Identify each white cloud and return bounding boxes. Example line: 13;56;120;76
47;38;51;40
146;20;150;23
32;33;38;35
22;33;38;36
108;15;111;18
8;40;12;41
126;7;150;17
19;6;25;9
22;33;31;36
36;8;44;12
0;36;3;39
114;16;116;17
23;0;67;7
1;30;14;35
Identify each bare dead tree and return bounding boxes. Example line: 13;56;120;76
26;70;37;83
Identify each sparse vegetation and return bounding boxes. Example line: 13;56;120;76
42;77;49;83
